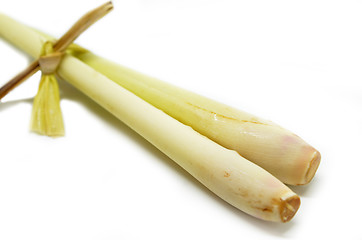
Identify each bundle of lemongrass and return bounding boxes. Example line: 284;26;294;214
0;2;320;222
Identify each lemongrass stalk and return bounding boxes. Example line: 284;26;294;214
72;54;321;186
0;13;301;222
29;27;320;185
13;25;321;185
0;14;321;185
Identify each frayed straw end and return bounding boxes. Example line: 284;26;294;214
30;75;64;137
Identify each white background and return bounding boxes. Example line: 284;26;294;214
0;0;361;239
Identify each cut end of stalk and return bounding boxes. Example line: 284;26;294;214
280;194;301;223
303;150;321;185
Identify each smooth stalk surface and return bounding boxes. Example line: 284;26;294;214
72;52;321;185
0;13;301;222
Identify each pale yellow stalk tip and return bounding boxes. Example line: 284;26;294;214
303;150;321;185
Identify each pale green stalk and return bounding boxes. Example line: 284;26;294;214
0;13;301;222
72;49;321;186
0;10;321;185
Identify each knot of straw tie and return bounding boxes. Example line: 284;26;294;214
38;42;63;75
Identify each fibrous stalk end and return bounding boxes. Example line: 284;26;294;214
280;194;301;223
